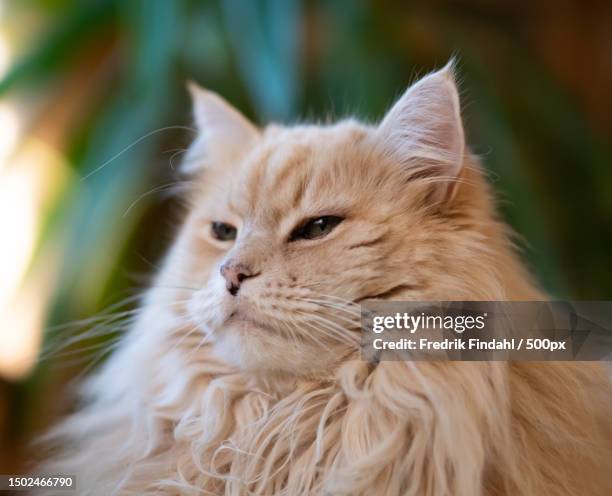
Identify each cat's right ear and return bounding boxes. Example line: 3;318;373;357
182;82;259;174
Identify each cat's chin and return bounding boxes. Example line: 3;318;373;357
209;321;342;376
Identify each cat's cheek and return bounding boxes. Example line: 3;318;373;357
185;296;211;333
186;276;231;336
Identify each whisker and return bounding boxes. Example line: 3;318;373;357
169;324;202;354
123;181;194;218
41;336;124;364
296;298;361;319
45;300;142;335
295;311;359;347
80;125;197;181
67;340;123;382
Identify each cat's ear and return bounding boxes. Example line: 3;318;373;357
182;82;259;174
376;61;465;201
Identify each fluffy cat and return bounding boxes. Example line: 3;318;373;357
41;63;612;495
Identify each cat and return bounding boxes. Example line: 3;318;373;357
40;62;612;495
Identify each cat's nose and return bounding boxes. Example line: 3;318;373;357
220;261;258;296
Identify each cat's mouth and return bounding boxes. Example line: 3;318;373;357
224;310;276;335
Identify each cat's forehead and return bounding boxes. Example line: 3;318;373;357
234;120;370;211
258;120;368;168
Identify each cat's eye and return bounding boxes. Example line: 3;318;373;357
211;221;237;241
290;216;344;241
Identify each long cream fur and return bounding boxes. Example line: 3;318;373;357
40;65;612;495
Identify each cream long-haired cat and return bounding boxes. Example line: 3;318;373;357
42;64;612;495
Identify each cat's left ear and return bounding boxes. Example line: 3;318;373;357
182;82;259;174
376;61;465;201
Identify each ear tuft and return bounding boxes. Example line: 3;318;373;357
182;82;259;174
376;61;465;201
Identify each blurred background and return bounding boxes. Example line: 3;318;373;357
1;0;611;472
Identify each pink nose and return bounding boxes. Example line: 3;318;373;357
220;261;257;296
